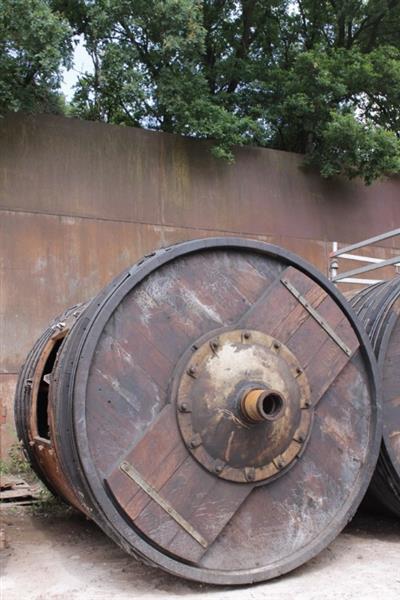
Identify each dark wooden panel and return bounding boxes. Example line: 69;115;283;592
107;404;252;564
107;405;186;516
133;455;251;563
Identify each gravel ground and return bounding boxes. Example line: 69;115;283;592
1;505;399;600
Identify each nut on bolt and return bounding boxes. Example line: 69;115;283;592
245;468;256;482
187;366;197;377
189;434;202;449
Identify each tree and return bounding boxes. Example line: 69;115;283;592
0;0;72;115
2;1;400;183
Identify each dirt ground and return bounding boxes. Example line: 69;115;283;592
1;505;399;600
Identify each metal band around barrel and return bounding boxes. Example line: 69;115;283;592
120;461;208;548
281;278;352;357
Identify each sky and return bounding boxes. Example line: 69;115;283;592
61;37;93;100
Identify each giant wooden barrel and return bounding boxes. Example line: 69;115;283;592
350;277;400;517
15;238;381;585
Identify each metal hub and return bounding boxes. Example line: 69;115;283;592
174;329;313;483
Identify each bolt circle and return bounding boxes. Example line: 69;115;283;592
175;328;312;484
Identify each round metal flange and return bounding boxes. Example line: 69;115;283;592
174;329;312;483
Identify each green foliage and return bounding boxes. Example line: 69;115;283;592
2;0;400;183
0;0;72;115
1;442;69;515
4;442;33;476
0;459;10;476
308;112;400;184
29;486;69;516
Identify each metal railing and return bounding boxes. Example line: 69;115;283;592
329;228;400;287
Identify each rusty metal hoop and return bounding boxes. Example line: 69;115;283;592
350;277;400;517
14;303;88;511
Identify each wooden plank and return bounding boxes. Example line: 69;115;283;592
239;266;318;332
238;263;360;409
297;313;359;406
269;284;327;342
123;442;188;521
107;402;253;564
133;455;252;563
172;250;275;318
286;293;345;366
106;404;186;513
0;488;35;500
281;278;352;356
165;468;251;560
120;460;209;548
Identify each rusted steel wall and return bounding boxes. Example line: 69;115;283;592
1;113;399;462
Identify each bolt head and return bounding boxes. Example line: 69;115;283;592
189;435;201;449
243;331;251;340
245;468;255;481
210;340;219;351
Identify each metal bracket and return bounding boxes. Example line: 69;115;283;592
120;461;208;549
281;278;352;357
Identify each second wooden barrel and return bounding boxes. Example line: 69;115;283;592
350;276;400;517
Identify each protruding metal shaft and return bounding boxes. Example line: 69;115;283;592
240;388;286;423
